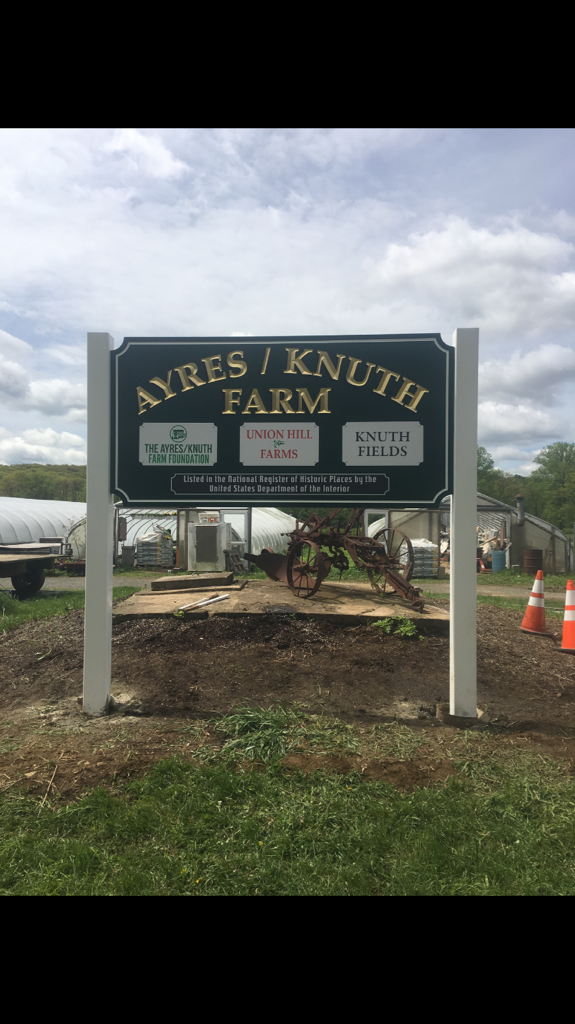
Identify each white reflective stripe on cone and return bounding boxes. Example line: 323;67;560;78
529;597;544;607
532;579;544;593
565;610;575;621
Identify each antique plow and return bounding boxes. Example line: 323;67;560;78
247;507;424;611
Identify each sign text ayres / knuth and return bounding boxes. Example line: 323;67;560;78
135;347;429;418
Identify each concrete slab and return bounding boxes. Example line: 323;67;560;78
113;578;450;633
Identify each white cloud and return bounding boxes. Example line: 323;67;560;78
216;128;443;179
59;408;87;423
0;328;32;356
371;217;575;335
0;353;29;398
0;129;575;462
486;444;544;475
489;444;542;463
0;427;86;465
0;354;86;421
549;210;575;237
479;344;575;404
26;379;86;419
106;129;187;179
0;133;574;350
43;343;86;366
21;428;85;448
478;401;564;445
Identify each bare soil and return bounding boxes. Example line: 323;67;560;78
1;598;574;802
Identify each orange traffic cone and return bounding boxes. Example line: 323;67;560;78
521;570;553;637
558;580;575;654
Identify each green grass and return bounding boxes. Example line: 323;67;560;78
476;569;573;591
371;723;429;760
121;563;572;589
112;563;169;576
2;714;575;895
474;594;565;618
421;590;565;620
0;586;141;634
210;703;359;762
330;567;573;591
48;563;167;578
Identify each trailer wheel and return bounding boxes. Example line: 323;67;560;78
11;567;46;599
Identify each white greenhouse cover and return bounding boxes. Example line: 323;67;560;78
0;497;87;545
115;507;297;555
245;507;296;554
66;506;298;558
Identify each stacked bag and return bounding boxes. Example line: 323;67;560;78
407;538;439;577
136;527;174;568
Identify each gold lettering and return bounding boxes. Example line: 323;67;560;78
296;388;331;414
260;347;271;374
313;350;346;379
284;348;313;375
137;386;162;415
346;358;376;387
391;377;429;412
373;366;400;396
269;388;295;413
242;388;268;414
149;370;176;400
222;389;243;414
227;350;247;378
174;363;206;390
202;354;226;383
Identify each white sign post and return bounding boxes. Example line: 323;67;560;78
83;332;114;715
449;328;479;720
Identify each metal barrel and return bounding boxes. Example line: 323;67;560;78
491;550;507;573
523;548;543;575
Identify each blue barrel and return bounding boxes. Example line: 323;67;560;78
491;550;507;573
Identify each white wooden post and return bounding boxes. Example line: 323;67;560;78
449;328;479;718
83;332;114;715
247;506;253;555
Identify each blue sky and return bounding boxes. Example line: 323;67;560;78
0;127;574;473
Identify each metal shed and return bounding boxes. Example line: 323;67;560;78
368;493;573;573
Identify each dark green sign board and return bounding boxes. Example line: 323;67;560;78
111;335;454;507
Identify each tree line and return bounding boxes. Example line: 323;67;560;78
477;442;575;535
0;464;86;502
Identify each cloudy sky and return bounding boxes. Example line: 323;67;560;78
1;127;574;473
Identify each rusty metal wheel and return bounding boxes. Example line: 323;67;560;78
372;528;414;581
286;540;327;598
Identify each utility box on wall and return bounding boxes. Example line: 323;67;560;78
187;522;232;571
